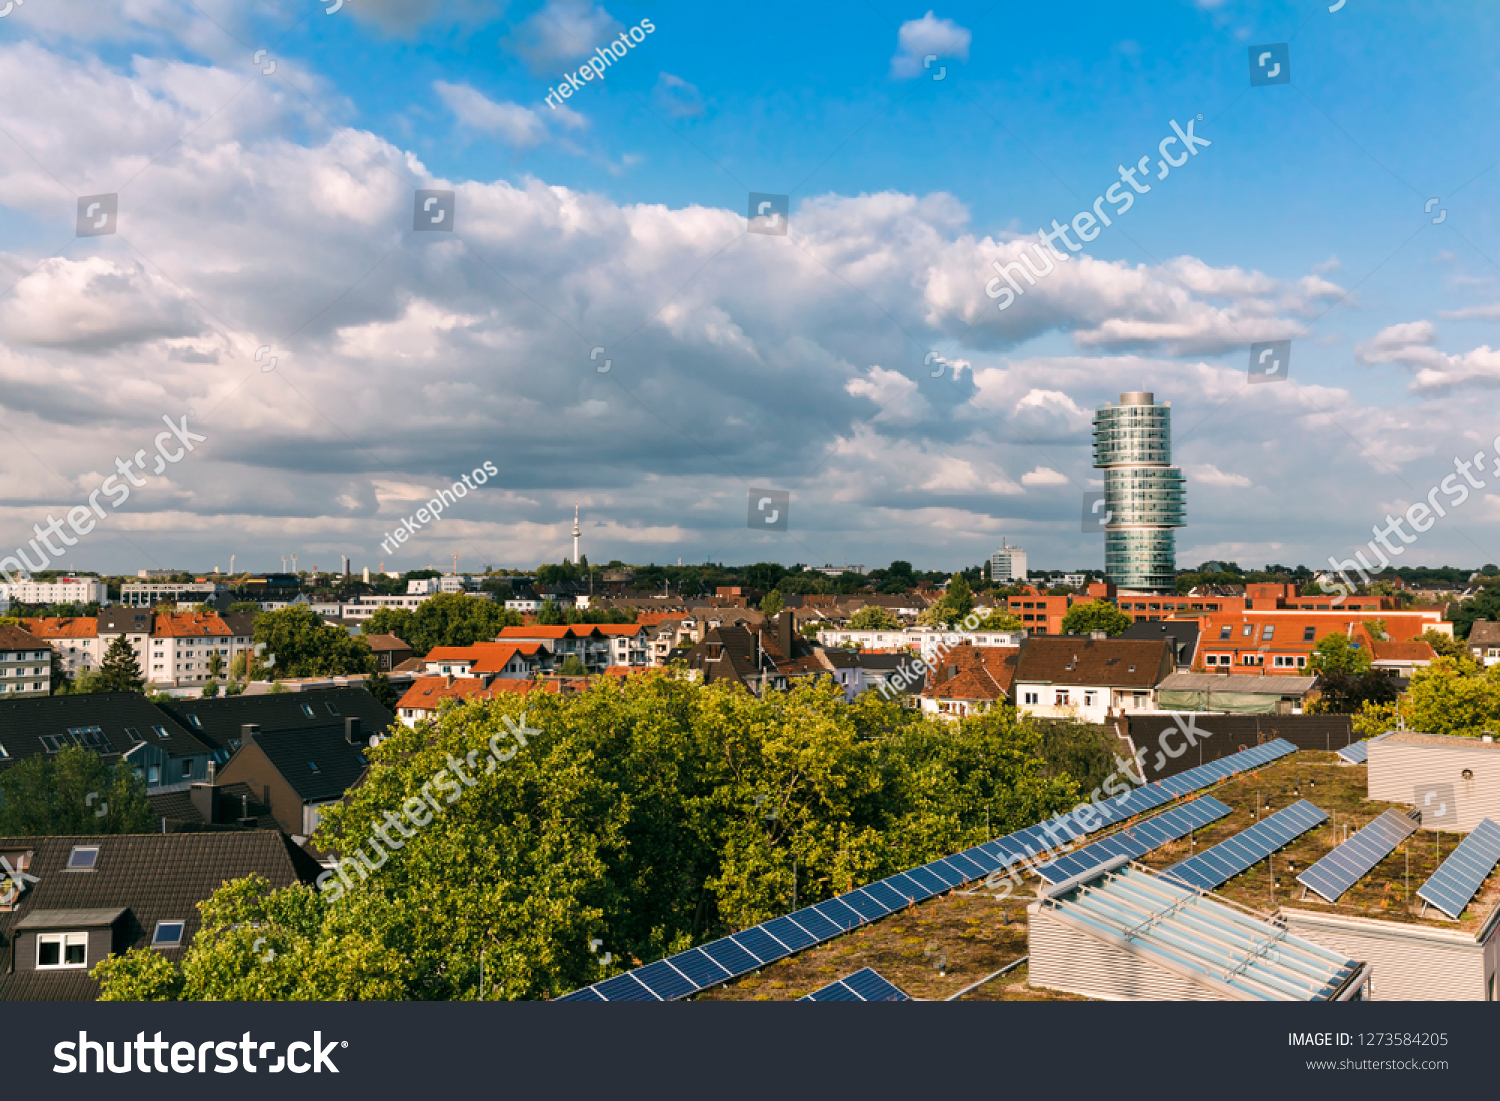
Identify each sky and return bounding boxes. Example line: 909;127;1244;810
2;0;1500;578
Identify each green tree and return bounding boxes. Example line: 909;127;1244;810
361;606;414;643
95;677;1078;1001
96;635;145;693
1308;633;1372;675
971;608;1025;632
207;651;225;680
0;746;154;835
760;590;785;617
202;680;220;698
559;655;587;676
229;652;247;681
1059;601;1132;637
227;601;261;614
366;671;400;712
49;649;71;694
1420;628;1464;658
401;594;521;656
535;599;567;626
1406;656;1500;736
252;606;376;678
917;576;975;627
847;604;901;630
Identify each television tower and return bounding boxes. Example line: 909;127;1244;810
572;503;581;565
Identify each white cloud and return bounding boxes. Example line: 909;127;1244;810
503;0;623;73
1021;466;1068;486
1185;463;1252;488
1355;320;1500;392
890;11;971;79
653;72;705;119
435;82;553;147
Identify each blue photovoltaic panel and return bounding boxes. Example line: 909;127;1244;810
699;936;761;977
802;968;911;1002
762;916;819;953
860;879;909;912
812;897;864;932
785;906;843;941
593;972;659;1001
1336;740;1369;765
556;738;1303;1002
1164;800;1328;892
632;959;698;1001
732;926;790;965
557;986;606;1001
666;947;732;989
1418;818;1500;920
1034;797;1232;883
840;889;892;922
1297;808;1418;902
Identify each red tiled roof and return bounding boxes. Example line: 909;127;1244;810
21;617;98;639
397;675;558;711
152;612;231;638
363;633;409;651
1370;639;1437;662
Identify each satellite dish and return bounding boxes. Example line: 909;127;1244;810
368;734;382;748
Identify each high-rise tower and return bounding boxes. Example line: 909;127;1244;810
1092;391;1185;592
572;503;581;566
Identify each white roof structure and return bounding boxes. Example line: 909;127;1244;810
1032;860;1367;1001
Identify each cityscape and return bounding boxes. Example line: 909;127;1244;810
0;0;1496;1089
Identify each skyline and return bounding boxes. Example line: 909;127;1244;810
3;1;1500;577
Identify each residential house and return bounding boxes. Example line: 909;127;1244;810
395;675;562;727
144;611;254;689
95;609;155;682
213;721;374;842
365;633;413;672
21;618;100;678
422;642;545;679
497;624;650;672
157;687;396;762
919;643;1020;719
1120;619;1201;671
0;625;49;698
0;831;321;1000
1468;621;1500;666
0;692;214;790
679;612;863;700
1193;611;1448;674
1011;636;1174;723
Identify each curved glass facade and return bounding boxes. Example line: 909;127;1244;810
1092;393;1184;591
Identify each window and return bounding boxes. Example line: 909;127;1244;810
1219;626;1232;640
1054;690;1070;706
1262;625;1275;641
66;846;99;870
37;932;88;969
68;726;109;750
300;704;315;718
153;726;168;739
181;759;192;779
124;727;141;743
152;921;186;948
38;734;67;753
308;760;321;773
1242;624;1254;637
1205;655;1218;666
1084;691;1096;707
1303;626;1316;642
326;702;340;716
1023;691;1039;705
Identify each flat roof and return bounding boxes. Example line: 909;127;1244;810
1157;673;1316;694
1377;730;1500;753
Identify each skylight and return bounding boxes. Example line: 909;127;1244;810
152;921;185;947
152;726;168;739
307;760;321;773
300;704;315;718
325;702;340;716
66;846;99;870
188;715;203;728
124;727;141;743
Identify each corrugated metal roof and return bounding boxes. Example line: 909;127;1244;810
1039;862;1363;1001
1157;673;1316;694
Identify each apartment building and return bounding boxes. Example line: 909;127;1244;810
0;625;50;698
0;576;107;606
497;624;650;671
120;581;225;607
144;612;255;688
21;618;100;677
1193;611;1446;674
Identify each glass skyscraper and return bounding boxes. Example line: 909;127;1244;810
1092;391;1185;592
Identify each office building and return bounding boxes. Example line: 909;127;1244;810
1092;391;1185;592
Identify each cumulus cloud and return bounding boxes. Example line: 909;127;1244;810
434;81;583;147
1021;466;1069;486
502;0;622;73
1355;320;1500;392
1185;463;1252;488
890;11;971;79
653;72;705;118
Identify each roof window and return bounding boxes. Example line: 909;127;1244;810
300;704;315;718
152;920;185;948
325;702;340;716
66;846;99;870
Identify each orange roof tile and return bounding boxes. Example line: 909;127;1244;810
152;612;231;638
21;617;98;639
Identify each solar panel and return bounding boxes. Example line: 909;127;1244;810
802;968;911;1002
556;986;606;1001
1417;818;1500;919
556;739;1304;1002
1163;800;1328;892
1034;797;1232;883
1297;808;1418;902
1336;740;1369;765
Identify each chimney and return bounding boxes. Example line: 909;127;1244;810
241;723;260;744
345;716;362;744
189;782;215;824
778;609;793;658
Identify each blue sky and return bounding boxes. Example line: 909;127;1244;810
1;0;1499;579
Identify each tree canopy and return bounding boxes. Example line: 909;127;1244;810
760;590;785;617
359;595;521;657
0;746;154;835
96;635;145;693
253;606;376;678
1059;600;1132;637
847;604;901;631
1308;633;1372;675
94;676;1082;1001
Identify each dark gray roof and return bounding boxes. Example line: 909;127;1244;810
1120;619;1201;666
157;687;394;755
0;831;321;1000
1468;621;1500;648
0;692;209;767
96;610;154;636
147;782;270;827
251;725;370;804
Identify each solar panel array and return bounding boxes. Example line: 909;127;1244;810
1033;797;1232;883
557;738;1298;1001
1417;818;1500;920
1335;740;1369;765
1163;800;1328;892
802;968;911;1002
1296;808;1418;902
